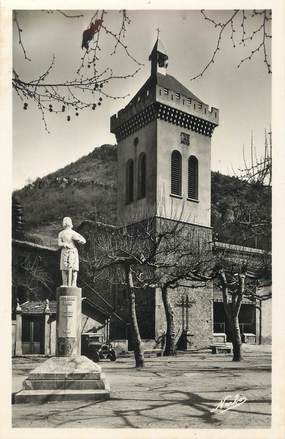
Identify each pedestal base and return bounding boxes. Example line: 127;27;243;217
15;356;110;403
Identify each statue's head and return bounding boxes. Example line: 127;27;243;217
62;217;73;228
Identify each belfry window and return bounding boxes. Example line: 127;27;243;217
138;153;146;199
126;159;134;204
188;156;199;200
171;150;182;196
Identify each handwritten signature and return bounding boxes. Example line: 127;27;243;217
210;394;247;414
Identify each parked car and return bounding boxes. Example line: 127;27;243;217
81;333;116;362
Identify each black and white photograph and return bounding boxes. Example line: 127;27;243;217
1;2;284;437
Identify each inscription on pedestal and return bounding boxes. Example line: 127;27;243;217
58;296;77;337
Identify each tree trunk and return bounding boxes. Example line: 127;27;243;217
230;315;243;362
219;269;243;362
125;265;144;368
161;286;176;356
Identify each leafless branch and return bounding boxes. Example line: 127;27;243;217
13;10;143;131
191;9;271;80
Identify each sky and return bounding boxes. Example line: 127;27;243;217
13;9;271;190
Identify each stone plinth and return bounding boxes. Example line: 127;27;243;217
56;286;82;356
15;356;110;403
15;281;111;403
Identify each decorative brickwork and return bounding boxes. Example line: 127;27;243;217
112;102;217;142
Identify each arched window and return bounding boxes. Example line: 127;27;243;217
188;156;198;200
126;159;134;204
171;150;182;196
138;153;146;199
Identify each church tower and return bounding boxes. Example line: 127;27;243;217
110;38;220;349
111;38;219;232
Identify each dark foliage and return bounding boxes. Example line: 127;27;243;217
211;171;271;251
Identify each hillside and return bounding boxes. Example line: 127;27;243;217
14;144;271;250
13;144;118;246
211;172;271;251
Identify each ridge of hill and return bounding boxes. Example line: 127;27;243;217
13;144;271;250
13;144;118;245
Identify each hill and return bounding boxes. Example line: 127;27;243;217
13;144;118;246
211;172;271;251
13;144;271;250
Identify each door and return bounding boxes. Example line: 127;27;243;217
22;315;44;354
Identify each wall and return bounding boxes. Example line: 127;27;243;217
110;286;156;349
256;297;272;344
157;118;212;227
155;282;214;350
12;321;16;356
117;121;157;225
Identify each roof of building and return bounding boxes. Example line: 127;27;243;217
156;72;205;104
12;238;58;253
20;300;57;314
149;38;168;59
214;241;267;255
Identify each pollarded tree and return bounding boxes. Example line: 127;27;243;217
80;213;214;362
81;221;150;368
133;216;214;356
214;248;271;361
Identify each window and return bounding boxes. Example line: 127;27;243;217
171;151;182;196
126;159;134;204
164;88;169;95
180;132;190;145
138;153;146;199
188;156;198;200
176;93;180;100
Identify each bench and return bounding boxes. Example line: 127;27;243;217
210;344;232;354
144;349;163;358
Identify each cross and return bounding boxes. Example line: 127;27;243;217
156;27;160;39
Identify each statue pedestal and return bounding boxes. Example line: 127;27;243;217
15;286;110;403
14;356;110;403
56;286;82;356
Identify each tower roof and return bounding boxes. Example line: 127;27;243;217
149;37;168;60
155;72;205;105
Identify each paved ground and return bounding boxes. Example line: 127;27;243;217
12;344;271;428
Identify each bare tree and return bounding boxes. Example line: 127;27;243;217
191;9;272;80
239;129;272;186
214;248;271;361
13;10;143;131
82;222;150;368
229;129;272;251
13;254;54;302
133;217;213;356
82;210;214;360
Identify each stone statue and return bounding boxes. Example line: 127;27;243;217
58;217;86;287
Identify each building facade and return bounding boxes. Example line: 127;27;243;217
110;38;221;349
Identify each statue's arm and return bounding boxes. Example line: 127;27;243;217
73;231;86;245
58;232;68;248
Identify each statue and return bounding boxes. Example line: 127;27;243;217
58;217;86;287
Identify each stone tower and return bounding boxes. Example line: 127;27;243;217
110;38;220;349
111;37;219;230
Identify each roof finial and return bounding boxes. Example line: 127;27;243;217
156;27;160;39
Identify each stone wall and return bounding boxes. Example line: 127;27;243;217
155;282;214;350
256;297;272;344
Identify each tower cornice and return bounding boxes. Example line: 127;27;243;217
111;101;218;142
